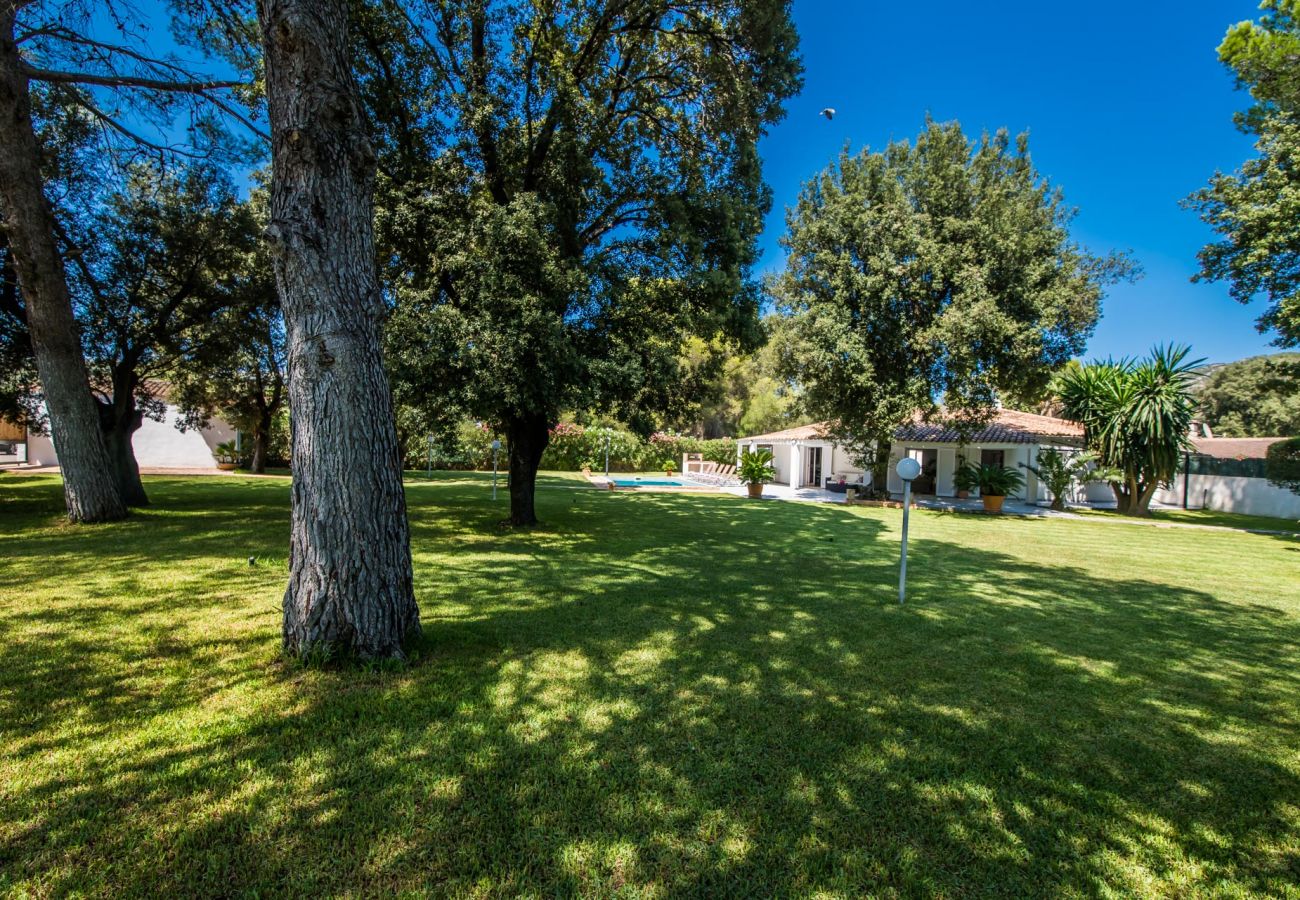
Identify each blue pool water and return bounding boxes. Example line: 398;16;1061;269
611;477;691;487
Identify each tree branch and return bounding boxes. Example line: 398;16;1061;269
22;64;241;95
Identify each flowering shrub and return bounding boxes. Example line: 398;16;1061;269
541;423;645;471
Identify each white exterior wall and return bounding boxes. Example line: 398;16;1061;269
756;442;791;485
887;440;1037;499
742;438;866;487
1155;473;1300;520
824;443;865;482
24;404;234;469
26;430;56;466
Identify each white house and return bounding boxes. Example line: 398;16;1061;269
737;410;1092;503
2;398;236;471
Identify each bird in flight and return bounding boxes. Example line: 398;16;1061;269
820;108;836;121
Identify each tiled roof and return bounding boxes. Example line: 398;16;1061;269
738;422;830;443
740;410;1084;445
1190;437;1285;460
894;409;1084;444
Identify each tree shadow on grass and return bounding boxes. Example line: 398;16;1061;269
2;478;1298;895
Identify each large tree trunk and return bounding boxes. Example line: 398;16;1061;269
97;368;148;506
869;432;892;499
506;412;550;526
99;397;148;507
1130;480;1159;518
250;408;272;474
1112;477;1135;514
0;12;125;523
258;0;418;660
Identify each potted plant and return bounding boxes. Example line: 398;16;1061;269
664;460;676;477
214;440;241;471
952;462;979;499
972;463;1025;513
738;448;776;499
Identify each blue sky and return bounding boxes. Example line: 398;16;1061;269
758;0;1272;364
120;0;1272;365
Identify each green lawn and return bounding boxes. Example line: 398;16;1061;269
1073;505;1300;535
2;472;1298;897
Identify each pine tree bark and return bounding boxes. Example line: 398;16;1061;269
0;10;126;523
506;412;550;526
258;0;419;659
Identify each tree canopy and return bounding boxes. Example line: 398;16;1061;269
1;0;253;522
1190;0;1300;347
1197;352;1300;437
364;0;803;524
772;119;1132;489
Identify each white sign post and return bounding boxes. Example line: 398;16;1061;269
491;439;502;500
896;456;922;604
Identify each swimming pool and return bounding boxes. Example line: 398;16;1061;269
610;477;695;487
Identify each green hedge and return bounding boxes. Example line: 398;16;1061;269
406;419;740;473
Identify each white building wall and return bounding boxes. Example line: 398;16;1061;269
888;440;1036;499
937;447;957;496
1155;473;1300;520
24;404;233;469
26;430;56;466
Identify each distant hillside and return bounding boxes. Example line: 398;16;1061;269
1196;353;1300;438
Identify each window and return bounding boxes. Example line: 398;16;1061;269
980;449;1005;468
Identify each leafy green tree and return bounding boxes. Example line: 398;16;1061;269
1265;436;1300;494
168;182;286;476
663;324;801;438
69;163;260;505
773;120;1132;491
173;302;286;475
1054;346;1203;517
1190;1;1300;346
365;0;803;525
1;1;249;522
0;228;37;428
1197;352;1300;437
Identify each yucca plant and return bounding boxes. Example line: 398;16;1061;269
1053;345;1202;516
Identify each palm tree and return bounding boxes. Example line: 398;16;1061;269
1054;345;1202;516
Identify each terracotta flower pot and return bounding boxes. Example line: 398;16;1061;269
982;494;1005;513
747;482;764;499
956;490;969;499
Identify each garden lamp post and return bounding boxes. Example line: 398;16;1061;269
896;456;921;604
491;439;501;500
426;434;434;480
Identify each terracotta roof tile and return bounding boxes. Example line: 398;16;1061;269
894;409;1084;444
1190;437;1285;460
740;410;1083;445
736;422;830;443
